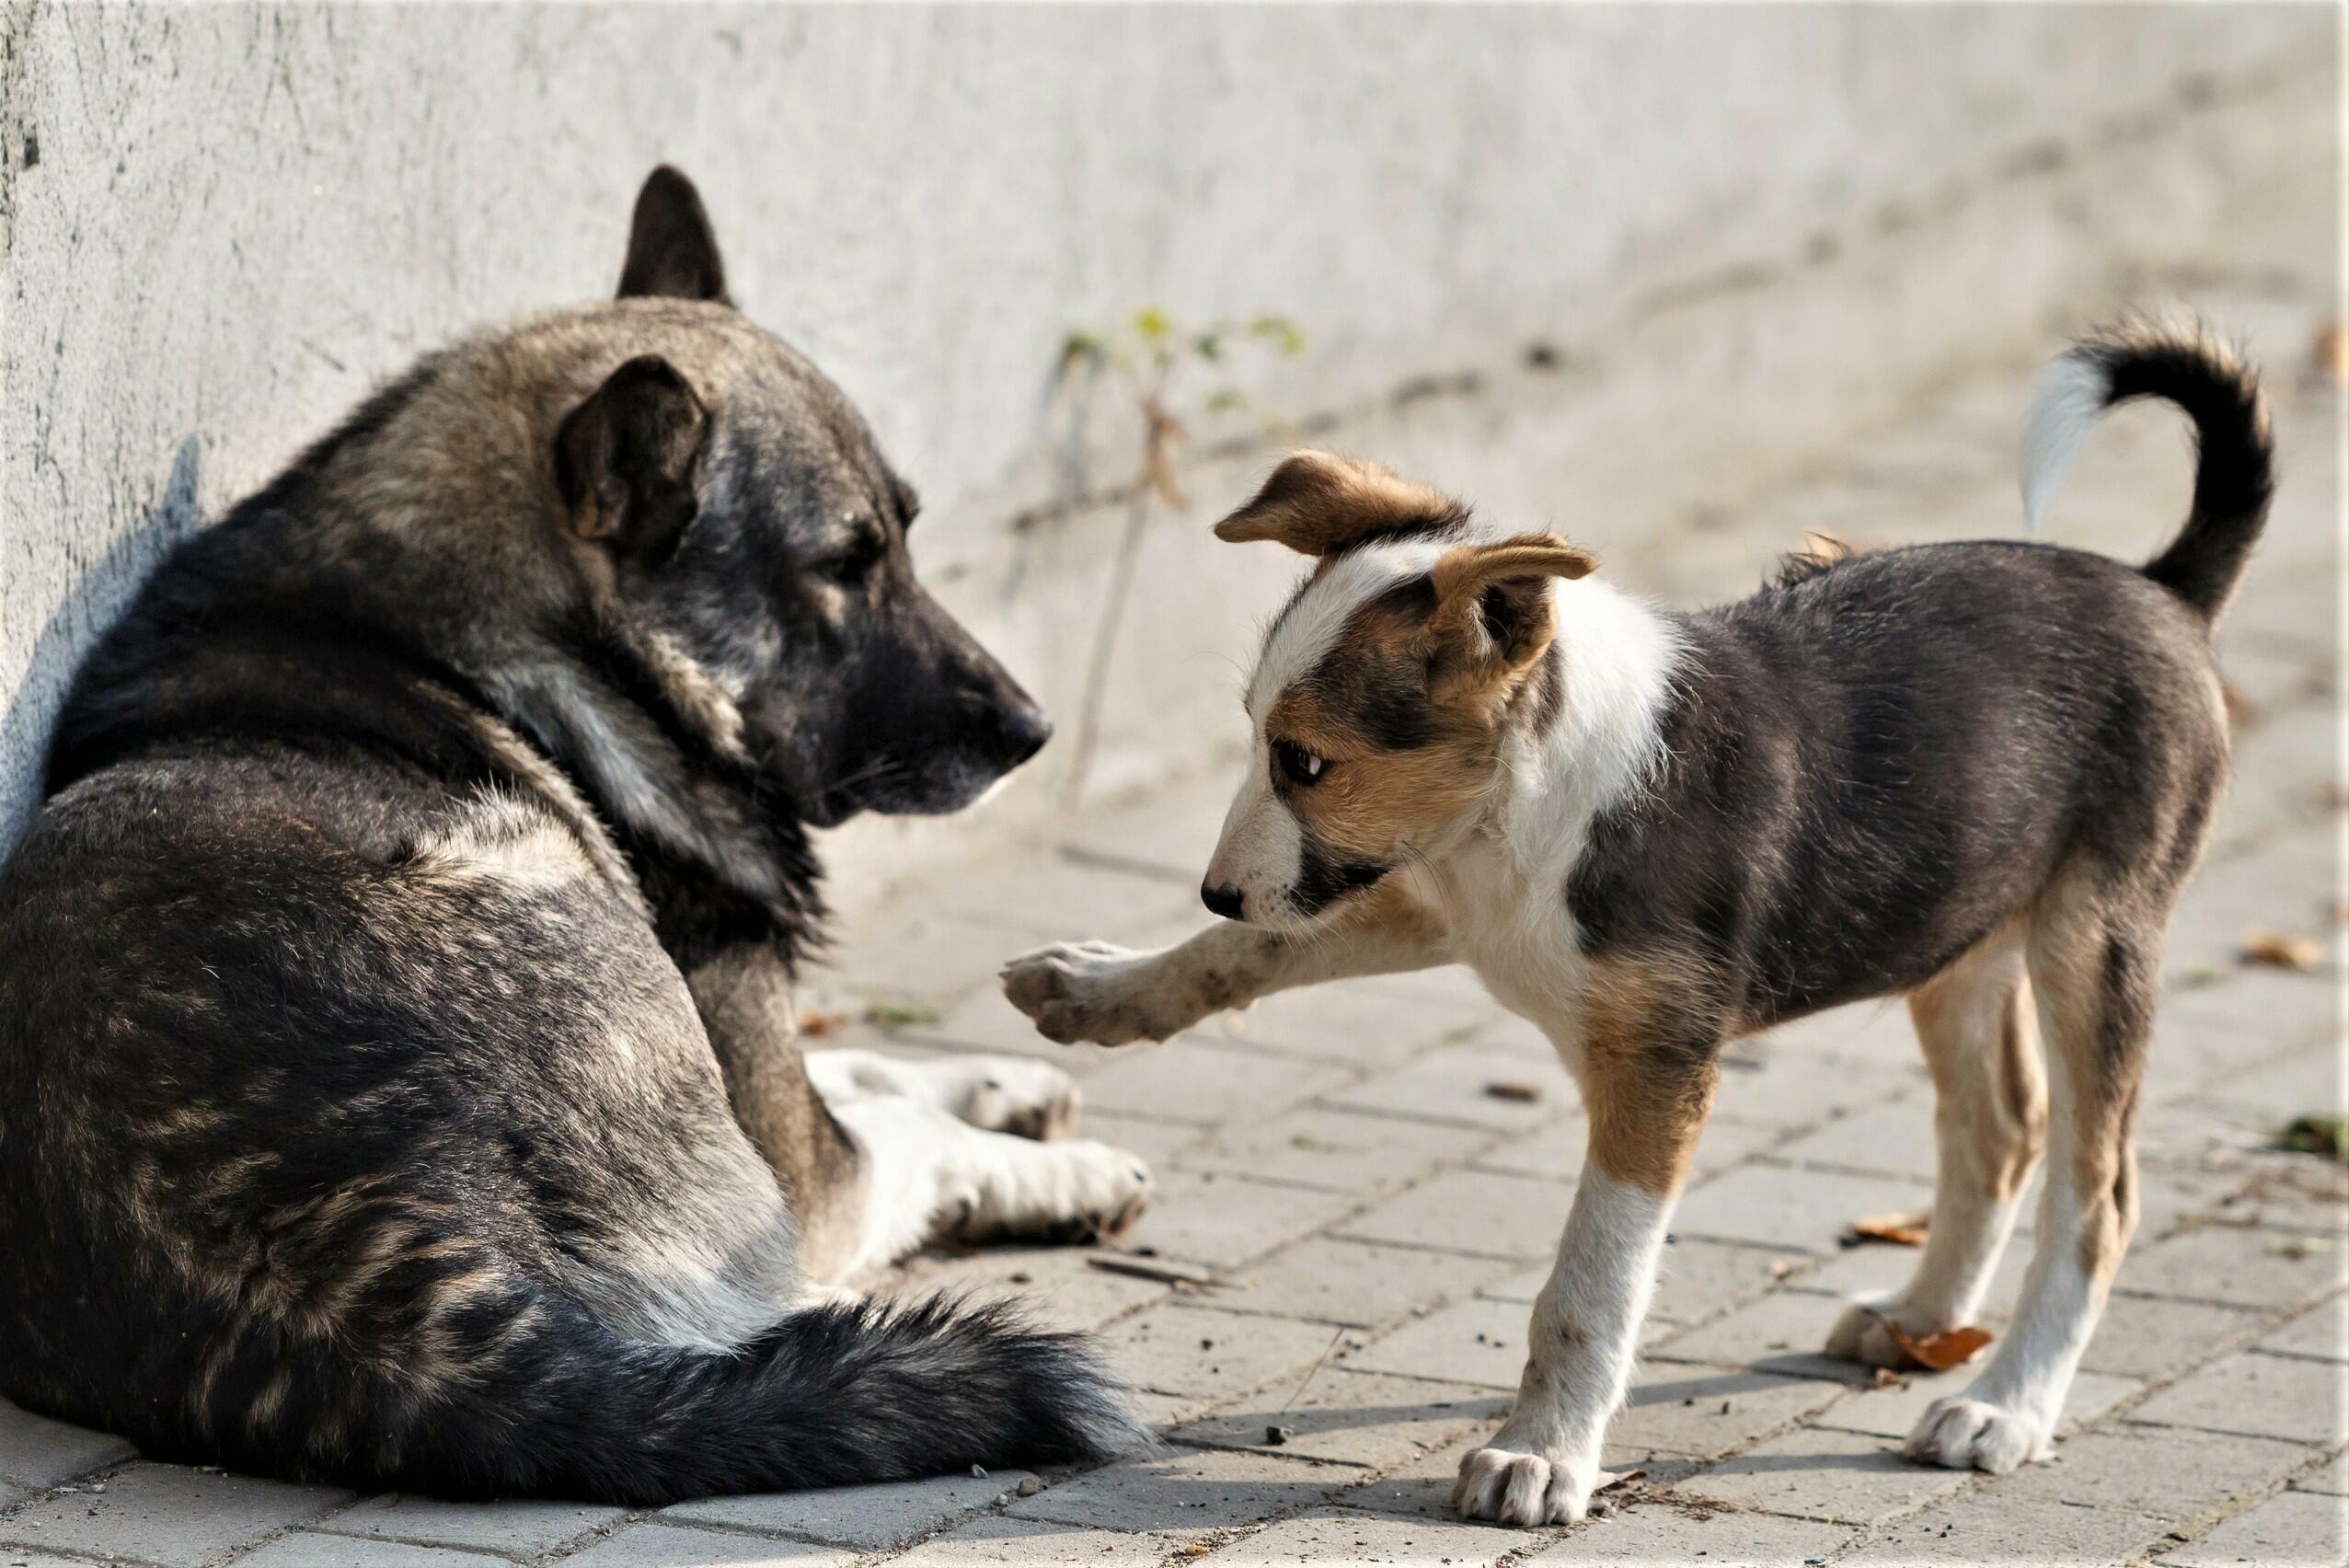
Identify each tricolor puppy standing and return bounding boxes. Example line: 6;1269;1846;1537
1006;322;2273;1526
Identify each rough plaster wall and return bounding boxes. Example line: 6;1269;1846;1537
0;3;2331;907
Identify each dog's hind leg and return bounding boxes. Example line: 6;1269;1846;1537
1826;923;2046;1367
805;1049;1082;1140
823;1097;1153;1282
1906;874;2157;1474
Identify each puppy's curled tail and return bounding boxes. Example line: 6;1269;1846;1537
193;1288;1146;1505
2019;318;2274;620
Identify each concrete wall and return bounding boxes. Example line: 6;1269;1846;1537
2;3;2333;912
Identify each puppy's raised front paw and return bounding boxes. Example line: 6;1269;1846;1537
999;941;1192;1047
1904;1394;2053;1474
1451;1442;1598;1527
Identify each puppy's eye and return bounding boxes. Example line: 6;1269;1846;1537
1272;740;1330;788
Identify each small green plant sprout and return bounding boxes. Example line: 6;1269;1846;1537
1050;306;1307;806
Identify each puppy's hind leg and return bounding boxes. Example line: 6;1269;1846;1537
1906;879;2156;1475
825;1096;1153;1281
1826;924;2046;1367
806;1048;1082;1140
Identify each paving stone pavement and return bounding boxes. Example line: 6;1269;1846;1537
3;297;2343;1564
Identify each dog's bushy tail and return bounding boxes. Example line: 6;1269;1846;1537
176;1288;1146;1505
2018;318;2274;620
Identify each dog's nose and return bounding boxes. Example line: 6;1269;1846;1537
1201;882;1245;920
996;706;1053;767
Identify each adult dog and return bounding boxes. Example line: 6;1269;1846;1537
1006;322;2270;1524
0;168;1150;1503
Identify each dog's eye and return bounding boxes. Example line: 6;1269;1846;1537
1272;740;1330;788
823;533;885;584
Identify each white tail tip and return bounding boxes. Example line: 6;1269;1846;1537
2019;352;2113;533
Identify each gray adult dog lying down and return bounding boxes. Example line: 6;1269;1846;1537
0;167;1153;1504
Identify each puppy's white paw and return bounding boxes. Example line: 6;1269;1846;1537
1904;1395;2054;1474
1451;1442;1599;1527
946;1056;1082;1140
1825;1297;1954;1370
1000;941;1194;1047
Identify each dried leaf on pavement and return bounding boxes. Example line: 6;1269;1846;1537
2241;929;2322;971
1845;1210;1931;1247
1877;1318;1993;1371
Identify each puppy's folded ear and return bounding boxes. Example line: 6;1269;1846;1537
1427;533;1598;679
556;356;708;564
617;166;731;305
1214;451;1464;556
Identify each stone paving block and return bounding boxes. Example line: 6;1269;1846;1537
2130;1350;2348;1446
1671;1164;1934;1255
0;1400;132;1491
1648;1290;1879;1386
2079;1292;2267;1379
1118;1170;1360;1271
881;1244;1169;1333
1332;1168;1570;1261
2118;1220;2349;1309
1465;1113;1589;1183
1226;980;1480;1066
1228;1237;1519;1328
1520;1501;1856;1565
1673;1424;1971;1526
1004;1444;1347;1533
1341;1295;1539;1390
1774;1095;1939;1182
2202;1042;2349;1124
882;1514;1176;1565
326;1493;625;1555
1197;1505;1526;1566
236;1534;498;1568
1075;1112;1208;1173
1610;1365;1849;1460
665;1472;1033;1551
1178;1104;1494;1195
932;857;1201;948
561;1521;856;1566
2212;1156;2349;1237
1323;1045;1572;1131
2159;1488;2349;1568
1998;1423;2311;1521
1100;1302;1343;1405
0;1462;352;1568
1818;1367;2139;1442
1174;1369;1507;1470
2290;1446;2349;1496
1708;1047;1924;1135
1080;1040;1353;1127
1837;1492;2174;1566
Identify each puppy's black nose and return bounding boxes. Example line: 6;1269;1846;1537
1201;882;1245;920
996;706;1053;767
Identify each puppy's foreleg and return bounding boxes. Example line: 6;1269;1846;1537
1001;881;1446;1046
1454;1008;1716;1527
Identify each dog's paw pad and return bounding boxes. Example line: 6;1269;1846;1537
1904;1396;2053;1474
998;943;1179;1047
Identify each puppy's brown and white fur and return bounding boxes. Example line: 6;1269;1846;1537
1006;324;2272;1525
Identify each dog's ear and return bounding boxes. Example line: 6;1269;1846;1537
617;166;731;305
556;355;708;563
1214;451;1462;556
1426;533;1598;681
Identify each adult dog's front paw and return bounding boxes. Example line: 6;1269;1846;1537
1452;1441;1599;1527
1904;1394;2054;1474
1000;940;1193;1046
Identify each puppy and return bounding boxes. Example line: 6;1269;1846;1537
0;167;1150;1503
1006;321;2270;1524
